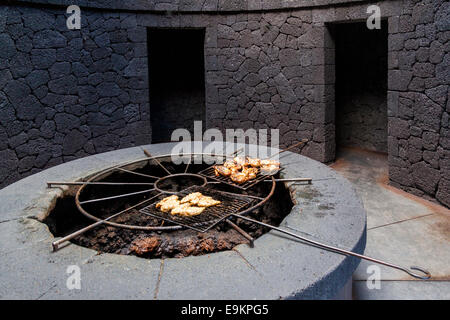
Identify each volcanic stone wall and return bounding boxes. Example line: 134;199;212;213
0;5;150;187
0;0;449;208
386;0;450;206
197;11;335;162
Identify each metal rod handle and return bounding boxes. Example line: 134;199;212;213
226;220;254;247
268;139;308;159
47;181;155;187
264;178;312;183
143;149;172;175
233;214;431;280
115;167;160;179
79;188;155;205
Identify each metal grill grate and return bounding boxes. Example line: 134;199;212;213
198;166;281;190
139;186;255;232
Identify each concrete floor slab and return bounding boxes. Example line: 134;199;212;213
331;148;450;299
330;148;437;230
353;213;450;280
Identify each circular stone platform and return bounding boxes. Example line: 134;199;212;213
0;142;366;299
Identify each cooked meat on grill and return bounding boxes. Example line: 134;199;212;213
261;164;280;175
242;166;258;179
233;156;248;167
180;192;203;204
214;156;280;183
223;160;236;168
214;165;231;177
260;159;280;175
230;171;250;184
170;203;205;217
162;192;221;216
197;196;221;207
182;206;206;216
223;160;242;171
170;203;190;215
155;195;180;212
260;159;280;167
246;157;261;167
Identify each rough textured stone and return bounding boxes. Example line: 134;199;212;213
25;70;49;89
0;0;447;208
0;34;16;59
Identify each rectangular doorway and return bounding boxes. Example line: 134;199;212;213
332;21;388;154
147;28;206;143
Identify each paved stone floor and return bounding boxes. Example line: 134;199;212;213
330;147;450;300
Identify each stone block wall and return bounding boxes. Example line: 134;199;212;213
0;0;449;208
0;4;151;187
196;11;335;162
387;0;450;206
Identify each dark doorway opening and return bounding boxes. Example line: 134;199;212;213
148;28;206;143
332;21;388;155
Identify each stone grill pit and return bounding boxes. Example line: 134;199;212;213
44;159;293;259
0;143;367;299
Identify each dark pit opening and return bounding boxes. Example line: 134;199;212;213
44;160;294;259
333;21;388;155
148;28;206;143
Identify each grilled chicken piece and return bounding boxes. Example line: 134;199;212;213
197;196;221;207
214;165;231;177
260;164;279;175
156;195;178;208
170;203;191;215
183;206;205;216
223;160;242;171
260;159;280;166
171;203;205;217
180;192;203;204
242;166;258;179
230;171;250;184
223;160;235;168
233;156;248;167
246;157;261;167
156;195;180;212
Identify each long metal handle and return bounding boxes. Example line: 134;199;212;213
78;188;155;205
268;139;308;159
226;220;254;247
264;178;312;183
143;149;172;175
47;181;155;187
233;214;431;280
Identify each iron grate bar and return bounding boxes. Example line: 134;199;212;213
139;186;255;232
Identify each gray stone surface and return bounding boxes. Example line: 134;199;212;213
0;5;150;189
0;142;366;299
